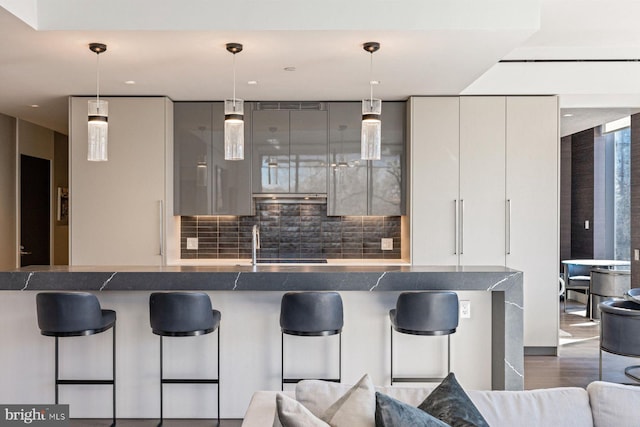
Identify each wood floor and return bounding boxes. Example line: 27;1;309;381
525;298;639;389
72;299;639;426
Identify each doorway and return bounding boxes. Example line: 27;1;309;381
20;154;50;267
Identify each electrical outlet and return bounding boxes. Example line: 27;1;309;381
585;220;590;230
381;238;393;251
460;300;471;319
186;237;198;250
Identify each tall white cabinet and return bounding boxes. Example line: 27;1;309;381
69;97;175;266
410;96;559;350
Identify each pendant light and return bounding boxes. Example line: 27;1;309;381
87;42;108;162
361;41;381;161
224;43;244;160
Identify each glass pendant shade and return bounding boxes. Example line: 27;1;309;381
87;99;109;161
361;98;382;160
224;98;244;160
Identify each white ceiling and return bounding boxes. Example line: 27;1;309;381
1;0;639;135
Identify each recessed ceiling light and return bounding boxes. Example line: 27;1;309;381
124;80;136;85
563;113;573;117
29;104;39;108
247;80;258;85
284;67;296;72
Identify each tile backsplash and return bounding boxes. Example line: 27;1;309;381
180;202;402;260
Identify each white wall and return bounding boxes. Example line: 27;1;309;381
0;114;17;269
0;290;491;419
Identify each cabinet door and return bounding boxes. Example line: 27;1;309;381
506;96;559;347
252;110;290;193
370;101;405;215
459;97;506;265
174;102;213;215
211;102;253;215
70;97;167;265
290;110;327;193
410;97;460;265
327;103;367;215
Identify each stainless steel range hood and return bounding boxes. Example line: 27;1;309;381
252;193;327;204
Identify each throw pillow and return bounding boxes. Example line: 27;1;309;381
418;373;489;427
276;393;330;427
375;392;451;427
321;373;377;427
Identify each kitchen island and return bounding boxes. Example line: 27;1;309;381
0;265;522;418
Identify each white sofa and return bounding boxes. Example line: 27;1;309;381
242;380;640;427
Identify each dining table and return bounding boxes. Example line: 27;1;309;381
561;259;631;317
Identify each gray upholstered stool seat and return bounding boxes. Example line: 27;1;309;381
599;299;640;383
149;292;221;426
624;288;640;305
36;292;117;426
389;291;459;385
280;292;343;389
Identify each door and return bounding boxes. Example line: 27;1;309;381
20;154;50;267
410;97;460;265
459;97;506;265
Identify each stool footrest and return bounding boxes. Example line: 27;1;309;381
392;377;445;383
625;365;640;383
283;378;340;384
57;379;114;385
161;379;219;384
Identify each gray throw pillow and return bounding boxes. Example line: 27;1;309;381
375;392;451;427
418;373;490;427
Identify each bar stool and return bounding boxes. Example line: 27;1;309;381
599;299;640;382
389;291;459;385
280;291;343;390
36;292;117;426
149;292;221;426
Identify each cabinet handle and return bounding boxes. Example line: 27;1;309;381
158;200;164;257
459;199;464;255
506;199;511;255
454;199;459;255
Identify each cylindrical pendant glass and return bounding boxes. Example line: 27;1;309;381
361;98;382;160
224;99;244;160
88;99;108;161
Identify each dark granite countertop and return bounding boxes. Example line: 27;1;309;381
0;265;521;292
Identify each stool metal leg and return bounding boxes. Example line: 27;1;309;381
281;332;284;391
54;336;59;404
338;332;342;384
599;347;603;381
159;335;163;427
390;326;394;386
217;326;220;426
112;323;117;427
447;334;451;374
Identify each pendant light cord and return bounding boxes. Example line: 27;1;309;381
95;51;101;113
369;52;374;108
232;52;237;109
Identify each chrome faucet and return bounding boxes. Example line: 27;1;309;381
252;224;260;265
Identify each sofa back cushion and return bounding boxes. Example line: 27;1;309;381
296;380;593;427
587;381;640;427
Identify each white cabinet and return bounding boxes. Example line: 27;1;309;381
459;97;506;265
69;97;173;266
410;97;505;266
506;96;559;348
409;97;459;265
410;96;559;349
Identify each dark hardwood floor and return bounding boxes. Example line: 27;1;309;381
525;298;638;389
72;299;638;426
